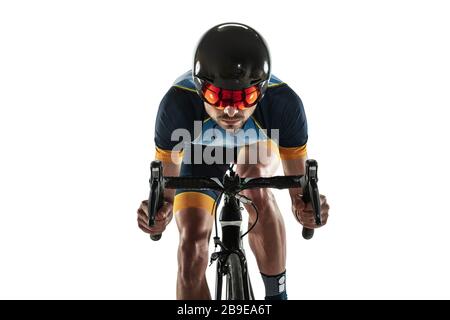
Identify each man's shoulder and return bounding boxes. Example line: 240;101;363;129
255;78;304;127
264;79;302;107
157;73;204;120
268;74;284;88
173;70;197;92
160;72;201;106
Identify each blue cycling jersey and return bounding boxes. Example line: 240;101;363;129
154;70;308;162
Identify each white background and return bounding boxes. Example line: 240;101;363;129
1;0;449;299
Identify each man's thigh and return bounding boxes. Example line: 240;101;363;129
174;161;228;236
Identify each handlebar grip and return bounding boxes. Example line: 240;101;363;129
302;227;314;240
150;234;162;241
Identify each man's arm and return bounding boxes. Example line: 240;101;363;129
281;156;306;205
281;156;329;228
138;85;193;235
160;160;181;205
137;160;180;235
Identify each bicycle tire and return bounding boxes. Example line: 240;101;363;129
226;253;245;300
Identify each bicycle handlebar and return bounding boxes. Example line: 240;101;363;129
164;176;224;191
241;176;304;190
148;159;322;240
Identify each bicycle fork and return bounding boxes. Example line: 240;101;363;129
212;195;254;300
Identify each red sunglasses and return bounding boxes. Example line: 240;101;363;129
200;81;262;110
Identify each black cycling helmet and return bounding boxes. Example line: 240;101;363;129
193;23;271;97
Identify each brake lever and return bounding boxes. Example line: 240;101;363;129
148;160;164;241
301;159;321;240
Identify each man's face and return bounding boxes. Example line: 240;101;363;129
204;102;256;133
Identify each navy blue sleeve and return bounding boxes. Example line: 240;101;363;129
270;85;308;148
154;87;196;151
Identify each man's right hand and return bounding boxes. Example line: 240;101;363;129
137;200;173;236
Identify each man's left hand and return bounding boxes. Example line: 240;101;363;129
292;194;329;229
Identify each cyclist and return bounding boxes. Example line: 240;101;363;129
137;23;329;300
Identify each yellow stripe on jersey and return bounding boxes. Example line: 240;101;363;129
278;144;307;160
155;147;184;164
173;192;217;215
173;85;197;93
268;82;285;88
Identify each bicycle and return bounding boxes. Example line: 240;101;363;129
147;159;322;300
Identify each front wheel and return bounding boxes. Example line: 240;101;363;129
226;253;254;300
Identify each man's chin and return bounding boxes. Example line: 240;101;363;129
219;120;243;132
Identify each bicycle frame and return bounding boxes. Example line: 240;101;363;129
147;159;322;300
214;194;254;300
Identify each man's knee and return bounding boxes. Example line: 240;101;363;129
236;141;280;177
177;208;211;285
178;231;209;261
243;188;277;216
178;233;209;285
